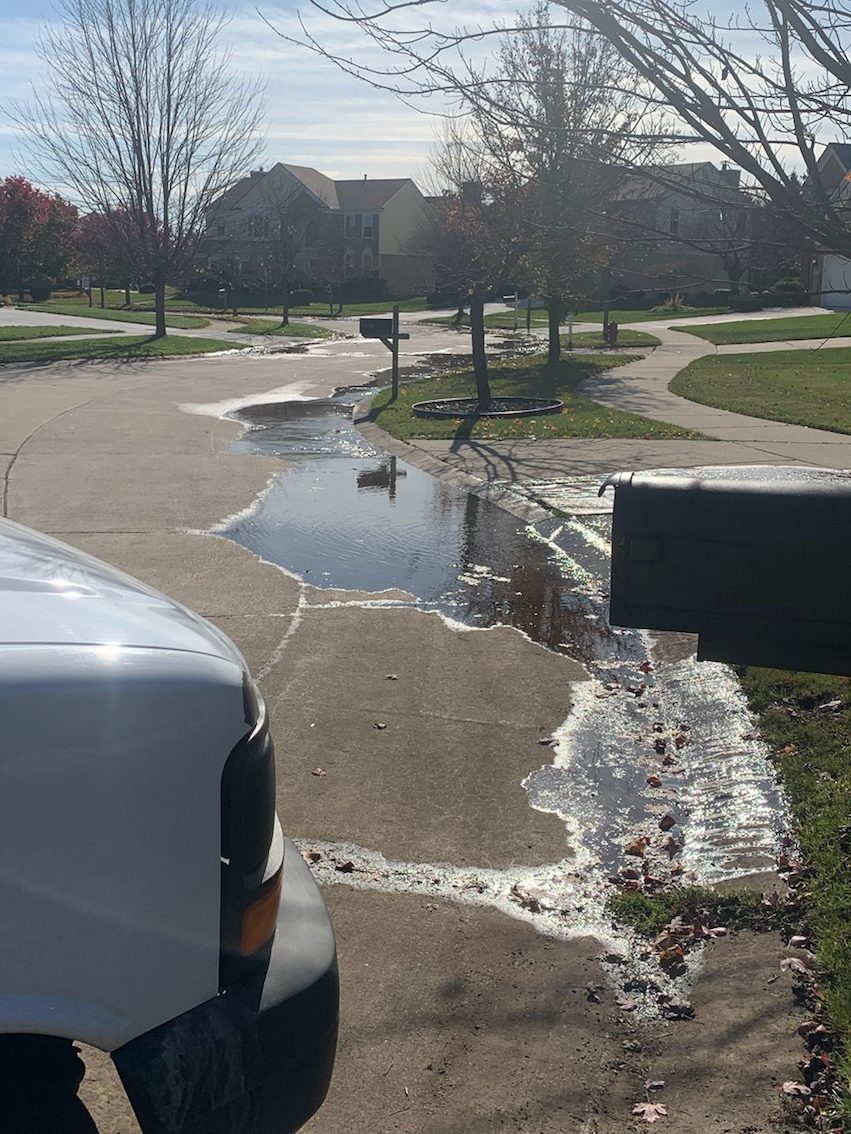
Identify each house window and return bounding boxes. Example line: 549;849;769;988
362;214;376;239
345;214;359;237
362;246;374;272
344;248;355;275
669;207;680;237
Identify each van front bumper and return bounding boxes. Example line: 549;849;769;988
112;839;338;1134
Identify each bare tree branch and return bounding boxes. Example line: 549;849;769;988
8;0;265;336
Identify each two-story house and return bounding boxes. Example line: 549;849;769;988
199;163;434;295
612;161;749;296
806;143;851;309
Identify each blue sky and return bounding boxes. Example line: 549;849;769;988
0;0;453;186
0;0;751;192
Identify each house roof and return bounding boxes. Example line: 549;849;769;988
823;143;851;170
209;174;259;213
335;179;410;209
211;164;417;217
281;164;340;209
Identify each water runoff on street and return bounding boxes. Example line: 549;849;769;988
211;384;788;1007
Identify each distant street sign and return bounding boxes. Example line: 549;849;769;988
360;317;394;339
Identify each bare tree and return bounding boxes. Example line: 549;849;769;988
428;128;531;403
470;5;662;361
11;0;264;337
546;0;851;265
284;0;851;286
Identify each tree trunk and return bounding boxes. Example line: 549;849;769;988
154;278;167;339
547;302;562;365
470;292;490;406
281;281;290;326
453;297;465;327
99;285;105;309
124;281;131;307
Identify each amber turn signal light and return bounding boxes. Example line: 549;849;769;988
239;867;283;956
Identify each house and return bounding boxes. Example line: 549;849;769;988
198;163;434;296
806;143;851;309
612;161;750;296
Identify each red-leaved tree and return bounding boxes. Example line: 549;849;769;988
0;176;78;299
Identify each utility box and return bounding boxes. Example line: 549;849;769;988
606;466;851;675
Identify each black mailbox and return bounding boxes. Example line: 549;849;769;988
606;466;851;675
359;317;393;339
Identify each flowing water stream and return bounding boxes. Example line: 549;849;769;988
217;387;787;893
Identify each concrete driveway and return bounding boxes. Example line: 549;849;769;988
0;333;806;1134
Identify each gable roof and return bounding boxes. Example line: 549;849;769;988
209;173;261;212
281;164;340;209
211;165;419;217
335;179;410;210
823;143;851;171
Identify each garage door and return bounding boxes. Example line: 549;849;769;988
820;254;851;309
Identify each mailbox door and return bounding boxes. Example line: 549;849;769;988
607;467;851;675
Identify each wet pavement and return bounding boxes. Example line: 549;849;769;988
220;388;787;901
0;331;807;1134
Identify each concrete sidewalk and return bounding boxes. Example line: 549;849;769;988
389;324;851;482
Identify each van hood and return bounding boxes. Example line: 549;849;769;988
0;518;246;666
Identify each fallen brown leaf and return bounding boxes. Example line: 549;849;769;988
632;1101;668;1123
781;1081;811;1097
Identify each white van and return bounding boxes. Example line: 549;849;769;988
0;517;337;1134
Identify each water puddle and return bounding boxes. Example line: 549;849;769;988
220;391;621;660
216;387;786;899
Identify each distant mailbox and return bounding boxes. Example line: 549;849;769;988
360;318;393;339
605;467;851;675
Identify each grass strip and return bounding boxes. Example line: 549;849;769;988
737;666;851;1101
366;352;703;441
673;313;851;345
0;334;235;363
423;308;726;330
670;347;851;434
0;324;120;341
564;330;660;349
130;296;430;317
228;319;332;338
20;303;211;329
608;884;795;938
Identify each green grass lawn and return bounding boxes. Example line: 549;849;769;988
424;308;726;330
0;334;235;364
672;312;851;345
0;324;120;341
670;347;851;434
737;667;851;1114
565;329;660;349
228;318;332;339
130;295;431;318
366;352;702;441
20;303;211;329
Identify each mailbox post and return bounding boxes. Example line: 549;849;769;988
359;305;411;400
